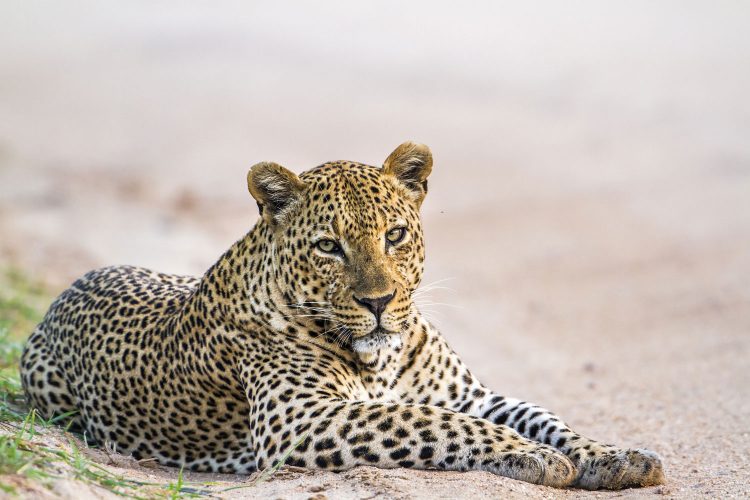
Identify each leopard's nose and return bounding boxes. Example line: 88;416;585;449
353;291;395;321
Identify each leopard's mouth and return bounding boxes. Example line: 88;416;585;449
350;327;401;354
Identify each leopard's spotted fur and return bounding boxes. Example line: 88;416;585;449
20;142;665;489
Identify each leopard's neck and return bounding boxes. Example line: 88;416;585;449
184;223;283;331
179;222;335;344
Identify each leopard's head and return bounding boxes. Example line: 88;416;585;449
247;142;432;355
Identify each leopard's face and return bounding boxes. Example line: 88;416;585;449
291;163;425;351
248;143;433;354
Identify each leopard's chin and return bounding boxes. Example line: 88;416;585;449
351;327;401;354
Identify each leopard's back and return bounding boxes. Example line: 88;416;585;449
21;265;198;421
20;266;257;472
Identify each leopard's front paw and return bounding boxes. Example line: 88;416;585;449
575;448;665;490
494;445;577;488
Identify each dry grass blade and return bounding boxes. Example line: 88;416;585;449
220;431;310;492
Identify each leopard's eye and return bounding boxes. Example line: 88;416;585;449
315;239;341;254
386;227;406;245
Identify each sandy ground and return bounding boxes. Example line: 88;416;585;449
1;1;749;498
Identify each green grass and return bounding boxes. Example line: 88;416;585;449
0;269;46;428
0;268;214;498
0;268;49;342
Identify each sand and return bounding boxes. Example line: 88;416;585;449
0;1;749;498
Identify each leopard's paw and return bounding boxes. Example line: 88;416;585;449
495;445;577;488
575;448;665;490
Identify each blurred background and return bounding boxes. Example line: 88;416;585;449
1;1;749;496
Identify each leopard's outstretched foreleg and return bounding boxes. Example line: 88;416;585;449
473;396;665;489
390;319;665;489
249;397;575;488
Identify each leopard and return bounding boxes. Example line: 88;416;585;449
20;142;665;489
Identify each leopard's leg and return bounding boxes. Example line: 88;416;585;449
471;395;665;489
390;320;665;489
20;326;82;429
248;396;575;488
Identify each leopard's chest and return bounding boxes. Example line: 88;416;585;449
356;359;403;402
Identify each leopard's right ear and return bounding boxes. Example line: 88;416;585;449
247;162;306;226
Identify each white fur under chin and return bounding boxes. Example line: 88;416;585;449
351;330;402;354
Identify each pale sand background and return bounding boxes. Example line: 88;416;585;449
1;1;749;498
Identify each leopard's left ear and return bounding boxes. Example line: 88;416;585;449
382;141;433;205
